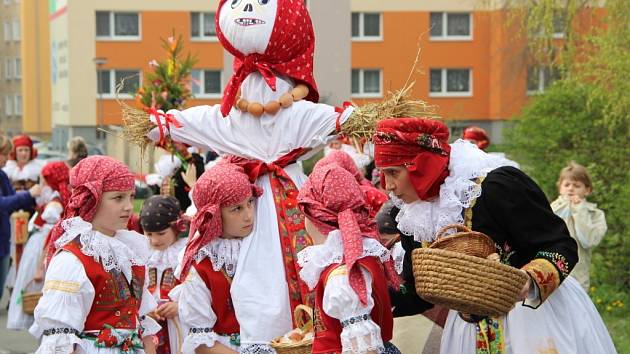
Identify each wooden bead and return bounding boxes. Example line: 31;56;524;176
279;93;294;108
291;84;309;101
264;100;281;115
236;98;249;111
248;102;264;117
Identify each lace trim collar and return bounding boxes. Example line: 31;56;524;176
2;159;44;181
55;216;150;280
147;238;187;270
195;238;242;278
392;139;518;243
297;230;391;290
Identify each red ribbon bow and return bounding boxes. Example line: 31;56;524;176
145;108;183;145
220;54;278;117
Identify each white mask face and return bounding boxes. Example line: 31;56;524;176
219;0;277;55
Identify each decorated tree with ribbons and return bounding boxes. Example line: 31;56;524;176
136;33;197;112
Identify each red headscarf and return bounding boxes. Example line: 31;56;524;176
9;134;37;160
317;150;388;218
373;118;451;201
179;163;262;280
215;0;318;117
462;126;490;150
298;164;400;305
41;161;71;207
45;156;135;264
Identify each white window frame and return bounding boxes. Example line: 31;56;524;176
351;68;383;98
12;20;19;41
191;69;223;99
14;94;21;116
5;58;13;80
429;12;473;41
3;0;11;6
4;95;13;116
190;12;218;42
95;11;141;41
351;12;383;41
98;69;142;99
429;68;473;98
14;57;20;79
3;21;11;42
526;66;558;95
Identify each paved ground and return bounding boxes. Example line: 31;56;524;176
0;291;37;354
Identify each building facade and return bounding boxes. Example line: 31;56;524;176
0;0;23;137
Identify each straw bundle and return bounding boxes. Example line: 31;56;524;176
120;102;155;152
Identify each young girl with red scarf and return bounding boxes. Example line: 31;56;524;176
139;195;189;354
7;161;70;330
297;163;401;354
169;163;261;354
30;156;160;354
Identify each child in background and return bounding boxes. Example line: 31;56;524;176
7;161;69;330
170;163;261;354
297;163;401;354
140;195;189;354
551;162;607;291
31;156;160;354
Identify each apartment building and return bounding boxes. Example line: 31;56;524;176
0;0;22;136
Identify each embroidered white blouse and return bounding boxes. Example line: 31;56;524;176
298;230;392;354
29;217;161;354
169;237;242;353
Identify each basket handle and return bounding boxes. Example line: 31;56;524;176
435;224;472;240
294;304;314;333
383;234;401;250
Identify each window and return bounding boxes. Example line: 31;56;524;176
12;20;19;41
527;66;560;94
351;13;381;40
3;0;11;5
3;21;11;42
97;69;141;97
430;12;472;40
96;11;140;39
191;69;222;97
4;96;12;116
552;12;566;38
5;58;12;79
351;69;382;97
429;68;472;97
191;12;217;40
14;95;21;116
14;57;20;79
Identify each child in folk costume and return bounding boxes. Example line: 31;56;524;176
30;156;161;354
7;161;70;330
315;150;388;219
135;1;355;348
372;118;615;353
297;163;401;354
551;162;607;291
0;134;39;300
169;163;261;353
139;195;189;354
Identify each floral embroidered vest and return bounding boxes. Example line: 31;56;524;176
312;256;393;354
63;239;145;331
193;257;240;335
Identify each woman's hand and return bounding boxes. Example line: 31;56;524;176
181;164;197;188
517;270;532;301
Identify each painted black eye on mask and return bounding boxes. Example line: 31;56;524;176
258;0;270;4
231;0;242;9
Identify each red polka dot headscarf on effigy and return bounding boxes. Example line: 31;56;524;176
215;0;319;117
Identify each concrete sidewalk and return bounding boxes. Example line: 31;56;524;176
0;291;37;354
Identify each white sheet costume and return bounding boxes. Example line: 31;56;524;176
29;217;161;354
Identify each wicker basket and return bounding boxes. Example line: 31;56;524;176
270;305;313;354
411;225;529;317
22;279;43;315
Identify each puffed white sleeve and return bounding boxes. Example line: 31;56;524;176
40;202;63;224
29;251;94;354
168;267;221;353
288;102;354;151
322;265;384;354
139;277;161;336
148;105;225;152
